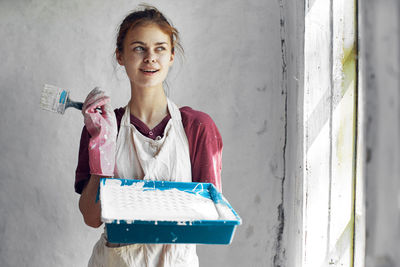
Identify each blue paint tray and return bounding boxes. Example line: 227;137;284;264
99;178;241;244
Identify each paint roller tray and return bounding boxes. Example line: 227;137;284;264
100;178;242;244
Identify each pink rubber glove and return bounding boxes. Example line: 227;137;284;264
82;87;117;176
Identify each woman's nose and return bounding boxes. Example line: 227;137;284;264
144;51;156;63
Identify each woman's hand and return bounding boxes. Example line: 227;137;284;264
82;87;117;176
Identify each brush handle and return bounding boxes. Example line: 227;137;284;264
66;98;102;112
66;99;83;110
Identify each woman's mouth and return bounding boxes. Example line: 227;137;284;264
140;69;159;75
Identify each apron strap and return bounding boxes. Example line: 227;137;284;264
121;103;131;127
167;98;182;122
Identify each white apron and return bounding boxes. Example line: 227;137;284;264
88;99;199;267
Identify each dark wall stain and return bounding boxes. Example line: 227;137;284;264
375;254;395;267
257;120;268;135
273;203;286;266
246;225;254;239
366;147;372;163
257;86;267;92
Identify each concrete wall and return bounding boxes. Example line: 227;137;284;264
362;0;400;266
0;0;302;266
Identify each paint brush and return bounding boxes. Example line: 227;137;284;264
40;84;83;114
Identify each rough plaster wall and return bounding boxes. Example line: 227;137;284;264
281;0;304;266
363;0;400;266
282;0;305;267
0;0;295;266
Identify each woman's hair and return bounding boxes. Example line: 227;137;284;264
116;4;183;55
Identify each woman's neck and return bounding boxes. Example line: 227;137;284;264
129;84;169;130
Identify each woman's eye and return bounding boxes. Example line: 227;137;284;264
156;46;166;51
133;46;145;52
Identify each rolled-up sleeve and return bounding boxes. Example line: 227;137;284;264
182;108;223;191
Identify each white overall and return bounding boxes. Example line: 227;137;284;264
88;99;199;267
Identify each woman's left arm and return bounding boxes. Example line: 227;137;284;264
186;110;223;191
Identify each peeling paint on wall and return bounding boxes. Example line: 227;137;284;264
273;0;288;266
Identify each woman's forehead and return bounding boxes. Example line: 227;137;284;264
125;24;171;45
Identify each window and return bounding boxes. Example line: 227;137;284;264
303;0;360;266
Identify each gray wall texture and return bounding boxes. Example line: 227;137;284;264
362;0;400;266
0;0;300;266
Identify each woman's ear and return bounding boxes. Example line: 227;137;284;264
116;49;124;66
169;51;175;66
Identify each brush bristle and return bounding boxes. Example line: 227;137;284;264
40;84;69;114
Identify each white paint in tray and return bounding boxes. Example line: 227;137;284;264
100;180;235;223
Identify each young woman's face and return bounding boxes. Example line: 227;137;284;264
117;24;174;90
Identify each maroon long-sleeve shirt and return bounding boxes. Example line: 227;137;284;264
75;106;223;194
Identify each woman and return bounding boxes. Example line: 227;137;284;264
75;5;223;267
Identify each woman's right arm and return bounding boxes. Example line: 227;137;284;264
79;175;102;228
77;88;118;228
